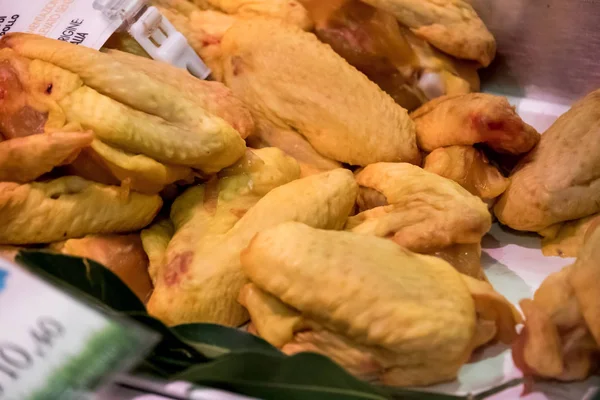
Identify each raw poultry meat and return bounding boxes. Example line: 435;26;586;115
301;0;479;110
245;119;341;177
102;49;254;139
0;131;93;183
0;33;248;174
196;0;313;29
141;218;174;284
81;140;194;194
301;0;424;110
540;214;600;258
411;93;540;154
347;163;491;279
148;151;357;326
513;223;600;381
216;18;420;166
403;26;481;94
0;177;161;244
360;0;496;66
495;89;600;232
348;163;491;252
240;222;519;386
424;145;509;201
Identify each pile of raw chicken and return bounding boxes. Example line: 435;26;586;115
1;0;599;387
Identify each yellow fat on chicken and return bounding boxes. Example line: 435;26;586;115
0;177;162;244
240;222;519;386
148;159;358;326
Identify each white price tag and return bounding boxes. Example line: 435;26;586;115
0;0;211;78
0;0;122;50
0;258;156;400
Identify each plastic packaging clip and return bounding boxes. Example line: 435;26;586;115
93;0;211;79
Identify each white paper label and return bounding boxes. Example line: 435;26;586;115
0;0;122;50
0;258;152;400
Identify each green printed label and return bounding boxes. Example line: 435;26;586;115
0;258;153;400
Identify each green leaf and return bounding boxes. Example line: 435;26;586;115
172;323;282;357
16;250;145;313
127;313;209;376
176;351;389;400
176;351;467;400
382;386;468;400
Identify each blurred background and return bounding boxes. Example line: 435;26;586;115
472;0;600;104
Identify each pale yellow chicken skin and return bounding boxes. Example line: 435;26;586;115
301;0;480;111
87;140;194;194
149;148;302;326
402;25;481;96
0;131;93;183
147;7;420;168
155;0;312;29
197;0;313;29
513;223;600;381
424;145;509;200
347;163;491;279
101;49;255;139
540;214;600;258
411;93;539;154
0;177;162;244
240;222;519;386
245;119;342;177
495;89;600;232
141;218;175;285
216;18;420;166
147;149;358;326
360;0;496;66
0;33;249;182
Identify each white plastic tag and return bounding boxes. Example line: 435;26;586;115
0;0;122;50
127;6;212;80
0;0;211;79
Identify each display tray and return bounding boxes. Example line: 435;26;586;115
421;95;599;399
